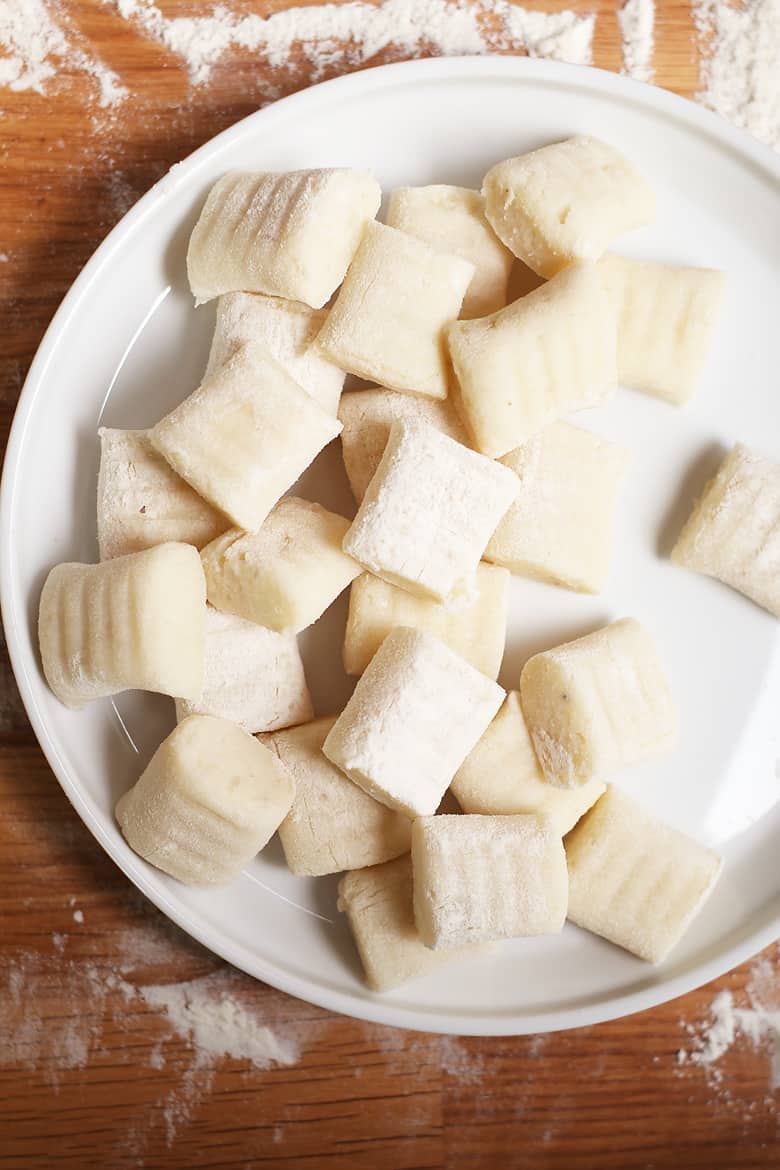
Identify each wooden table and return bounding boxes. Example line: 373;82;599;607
1;3;778;1166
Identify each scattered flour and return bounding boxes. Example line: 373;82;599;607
73;908;84;924
0;930;301;1150
0;0;126;105
618;0;655;83
677;953;780;1097
107;0;593;85
694;0;780;151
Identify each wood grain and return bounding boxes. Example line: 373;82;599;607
0;3;776;1167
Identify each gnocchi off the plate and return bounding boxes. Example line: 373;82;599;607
37;132;778;998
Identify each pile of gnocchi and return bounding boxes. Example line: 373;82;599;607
38;135;780;994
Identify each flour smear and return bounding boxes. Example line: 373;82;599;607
0;0;125;104
619;0;655;83
677;951;780;1108
694;0;780;150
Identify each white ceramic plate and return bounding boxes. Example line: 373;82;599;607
3;58;779;1036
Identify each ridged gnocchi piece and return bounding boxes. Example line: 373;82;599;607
201;497;361;634
116;715;295;886
599;254;726;404
323;627;505;818
385;184;513;318
519;619;677;788
204;293;345;415
38;543;206;709
97;428;227;561
672;444;780;617
565;786;722;963
412;814;568;948
446;264;617;458
338;386;470;504
337;855;485;992
262;717;411;877
316;221;475;399
482;136;655;277
484;422;629;594
174;607;312;734
343;419;519;604
187;168;381;307
343;565;509;680
150;343;341;533
451;692;605;833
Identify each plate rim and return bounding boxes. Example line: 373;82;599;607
2;55;779;1037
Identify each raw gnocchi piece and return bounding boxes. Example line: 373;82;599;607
323;627;505;818
150;343;341;533
38;542;205;709
412;814;568;948
116;715;295;886
385;184;513;318
343;564;509;680
187;168;381;307
174;607;312;733
484;422;629;594
316;221;475;399
338;386;470;504
262;717;411;876
565;786;722;963
482;136;656;277
672;444;780;618
337;855;485;992
599;254;726;404
97;428;227;561
204;293;345;415
200;497;361;634
519;618;677;788
343;419;519;604
451;692;606;833
446;264;617;458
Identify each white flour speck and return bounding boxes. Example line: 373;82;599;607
73;909;84;924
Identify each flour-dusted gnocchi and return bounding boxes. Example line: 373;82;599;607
343;419;519;604
187;168;382;307
97;428;227;561
324;628;505;818
174;606;312;733
519;619;677;788
116;715;295;886
451;692;605;833
337;386;470;504
150;343;341;533
565;786;722;963
200;497;361;634
204;293;345;415
446;264;617;458
316;221;474;399
262;717;411;876
484;422;629;593
386;184;514;318
482;136;656;277
343;564;509;679
412;814;568;948
599;254;726;405
38;543;206;709
672;444;780;618
337;855;485;991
